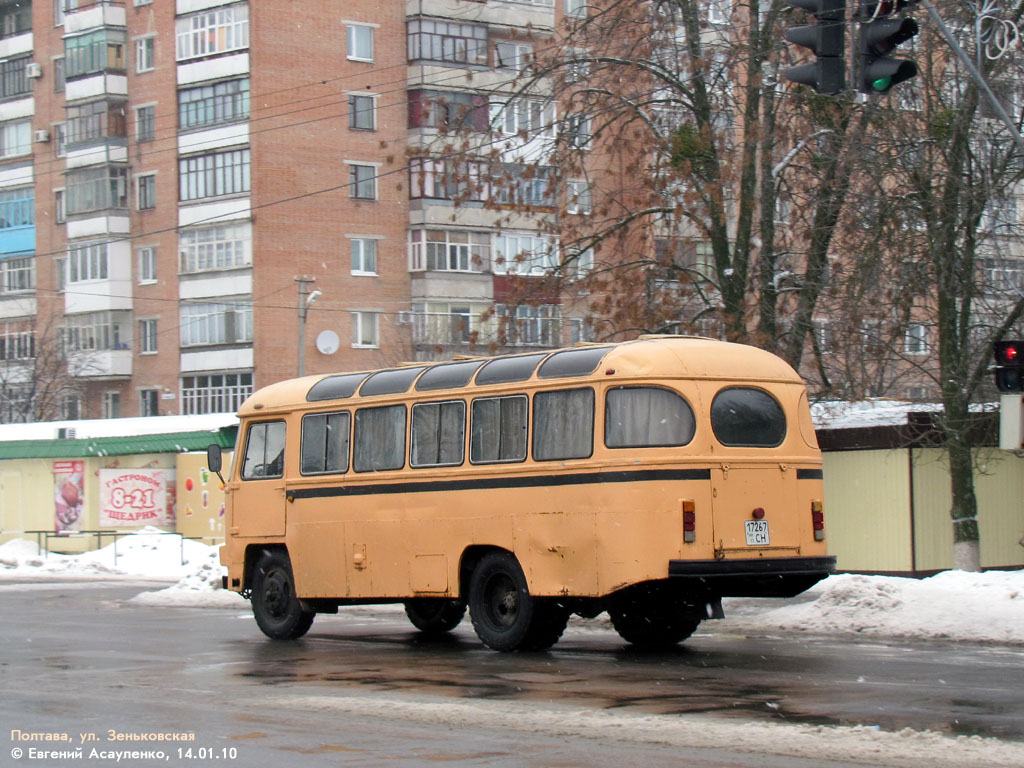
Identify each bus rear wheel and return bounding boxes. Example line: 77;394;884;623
608;602;701;649
468;551;568;652
404;598;466;635
251;550;314;640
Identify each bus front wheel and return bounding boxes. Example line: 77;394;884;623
468;551;568;652
251;550;314;640
404;598;467;635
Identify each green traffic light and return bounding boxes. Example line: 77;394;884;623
872;76;892;91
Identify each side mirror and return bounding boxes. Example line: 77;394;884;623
206;444;224;484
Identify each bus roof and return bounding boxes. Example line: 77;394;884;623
238;337;803;416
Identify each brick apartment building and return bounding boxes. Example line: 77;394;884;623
0;0;583;422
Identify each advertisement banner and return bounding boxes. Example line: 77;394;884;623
54;460;85;534
98;469;168;527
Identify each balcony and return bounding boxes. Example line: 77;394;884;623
405;309;577;360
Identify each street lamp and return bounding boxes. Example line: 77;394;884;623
295;275;319;377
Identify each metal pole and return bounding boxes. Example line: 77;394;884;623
920;0;1024;155
295;275;315;377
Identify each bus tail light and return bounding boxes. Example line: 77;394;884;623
811;500;825;541
683;500;696;543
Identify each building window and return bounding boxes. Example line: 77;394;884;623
181;372;253;415
0;325;34;360
407;19;488;66
495;42;532;72
140;389;159;417
55;0;77;27
407;90;487;132
53;57;65;92
0;55;31;99
65;29;126;78
708;0;730;24
136;104;155;142
0;120;30;158
102;391;120;419
564;113;593;148
180;301;253;346
348;94;376;130
408;229;489;272
62;395;81;421
492;164;552;207
179;222;252;273
135;36;155;73
179;148;250;201
566;0;587;17
68;242;108;283
137;246;157;283
0;256;34;294
496;304;561;346
0;187;33;232
409;158;490;202
346;23;374;61
54;122;67;157
0;1;32;38
175;4;249;62
178;78;249;130
136;173;156;210
350;238;378;275
65;166;129;214
493;98;555;138
493;233;558;275
61;311;131;353
348;164;377;200
566;180;591;214
352;311;379;348
139;318;157;353
904;324;930;355
65;101;127;146
55;189;66;224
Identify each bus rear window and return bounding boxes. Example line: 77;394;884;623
353;405;406;472
711;388;786;447
300;411;350;475
241;421;286;479
605;386;695;448
533;388;594;461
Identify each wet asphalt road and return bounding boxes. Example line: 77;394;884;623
1;581;1022;767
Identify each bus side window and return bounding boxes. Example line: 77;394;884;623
470;395;527;464
353;405;407;472
533;388;594;461
411;401;465;468
241;421;287;479
605;386;696;448
301;411;351;475
710;387;787;447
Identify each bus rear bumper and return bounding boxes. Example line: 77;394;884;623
668;555;836;598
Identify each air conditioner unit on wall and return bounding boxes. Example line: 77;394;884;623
25;62;41;78
396;311;414;325
34;129;50;143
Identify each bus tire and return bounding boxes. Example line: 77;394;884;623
251;550;314;640
468;551;568;652
609;604;701;649
404;598;467;635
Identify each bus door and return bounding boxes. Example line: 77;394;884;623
234;420;288;538
710;462;802;558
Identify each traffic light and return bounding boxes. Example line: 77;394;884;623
855;0;919;94
994;340;1024;392
784;0;846;95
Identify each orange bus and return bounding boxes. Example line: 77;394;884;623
209;336;834;651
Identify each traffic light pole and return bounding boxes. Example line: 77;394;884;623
919;0;1024;154
999;394;1024;451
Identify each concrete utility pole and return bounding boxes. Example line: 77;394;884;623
295;275;317;377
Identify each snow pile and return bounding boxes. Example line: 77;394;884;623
129;548;244;607
720;570;1024;644
0;527;220;581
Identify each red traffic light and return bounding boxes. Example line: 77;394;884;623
994;341;1024;392
996;342;1020;365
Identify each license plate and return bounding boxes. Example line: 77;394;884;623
744;520;770;546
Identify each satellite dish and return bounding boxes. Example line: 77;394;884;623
315;330;340;355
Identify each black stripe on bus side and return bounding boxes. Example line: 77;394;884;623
796;469;823;480
288;468;712;499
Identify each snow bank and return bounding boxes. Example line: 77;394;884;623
719;570;1024;644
